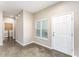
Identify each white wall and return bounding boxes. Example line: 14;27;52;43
15;11;24;45
16;10;34;46
15;2;79;56
23;11;34;45
34;1;79;56
0;11;3;46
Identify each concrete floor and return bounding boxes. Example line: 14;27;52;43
0;39;71;57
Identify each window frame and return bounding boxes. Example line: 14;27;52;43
35;18;48;40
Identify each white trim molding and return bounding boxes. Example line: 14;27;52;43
16;40;52;50
33;41;52;49
16;40;34;46
16;40;25;46
23;41;34;46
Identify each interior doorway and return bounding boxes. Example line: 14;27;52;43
5;23;13;40
3;17;15;46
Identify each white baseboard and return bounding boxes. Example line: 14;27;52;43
16;40;25;46
16;40;51;49
33;41;52;49
16;40;34;46
23;41;34;46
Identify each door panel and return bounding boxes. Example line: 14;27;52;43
52;13;74;55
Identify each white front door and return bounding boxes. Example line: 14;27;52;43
51;13;74;56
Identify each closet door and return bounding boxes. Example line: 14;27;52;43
51;13;74;55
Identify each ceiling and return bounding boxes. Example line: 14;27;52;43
0;1;59;17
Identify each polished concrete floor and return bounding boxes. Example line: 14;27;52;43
0;39;71;57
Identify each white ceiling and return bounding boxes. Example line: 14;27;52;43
0;1;59;17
